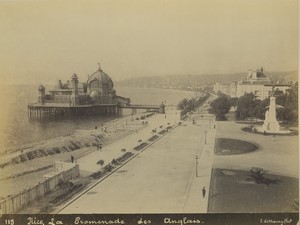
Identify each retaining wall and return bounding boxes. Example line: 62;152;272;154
0;163;79;214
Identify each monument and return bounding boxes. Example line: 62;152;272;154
257;96;291;134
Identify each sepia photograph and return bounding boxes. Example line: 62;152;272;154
0;0;298;224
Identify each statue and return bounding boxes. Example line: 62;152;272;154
264;110;269;121
98;62;102;71
257;95;290;134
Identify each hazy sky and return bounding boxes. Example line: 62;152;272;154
0;0;297;85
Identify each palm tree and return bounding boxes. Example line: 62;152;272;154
97;159;105;168
111;159;118;165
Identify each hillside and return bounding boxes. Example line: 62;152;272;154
115;71;298;89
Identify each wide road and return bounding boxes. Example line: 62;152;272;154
59;113;215;213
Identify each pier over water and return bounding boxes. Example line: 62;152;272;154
28;65;165;120
28;103;164;119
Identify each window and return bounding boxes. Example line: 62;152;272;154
90;79;100;89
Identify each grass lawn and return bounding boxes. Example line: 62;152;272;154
148;135;159;141
208;168;299;213
133;142;148;151
215;138;257;155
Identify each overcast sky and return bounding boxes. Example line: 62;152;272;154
0;0;297;85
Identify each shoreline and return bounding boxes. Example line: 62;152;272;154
0;108;178;199
6;107;182;213
0;94;193;203
0;112;155;183
0;85;196;154
1;112;152;156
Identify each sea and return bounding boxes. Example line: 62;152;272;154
0;85;194;153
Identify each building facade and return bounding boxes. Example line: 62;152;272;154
38;66;130;106
213;68;291;100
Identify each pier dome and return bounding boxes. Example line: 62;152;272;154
86;65;117;104
87;66;114;88
90;90;100;100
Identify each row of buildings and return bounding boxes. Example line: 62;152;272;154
213;68;292;100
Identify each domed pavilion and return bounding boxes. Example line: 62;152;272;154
36;64;129;107
28;64;163;119
86;65;117;104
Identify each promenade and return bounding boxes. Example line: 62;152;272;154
58;107;216;213
70;108;181;177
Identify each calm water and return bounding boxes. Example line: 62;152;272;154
0;85;193;152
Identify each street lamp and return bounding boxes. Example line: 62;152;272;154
195;155;199;177
205;130;207;144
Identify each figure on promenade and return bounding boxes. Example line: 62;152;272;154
202;186;206;198
71;155;74;163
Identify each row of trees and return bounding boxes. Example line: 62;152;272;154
209;82;298;123
209;95;231;120
177;93;210;117
234;93;268;120
235;83;298;122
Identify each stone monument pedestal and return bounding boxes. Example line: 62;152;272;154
257;96;291;134
260;120;280;133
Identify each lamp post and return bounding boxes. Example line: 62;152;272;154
195;155;199;177
205;130;207;145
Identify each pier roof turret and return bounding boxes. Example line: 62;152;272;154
38;84;45;91
71;73;78;80
256;69;267;78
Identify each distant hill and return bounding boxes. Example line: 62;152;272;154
115;71;297;89
268;71;298;83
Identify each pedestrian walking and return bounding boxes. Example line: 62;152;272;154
202;186;206;198
272;134;276;141
71;155;74;163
